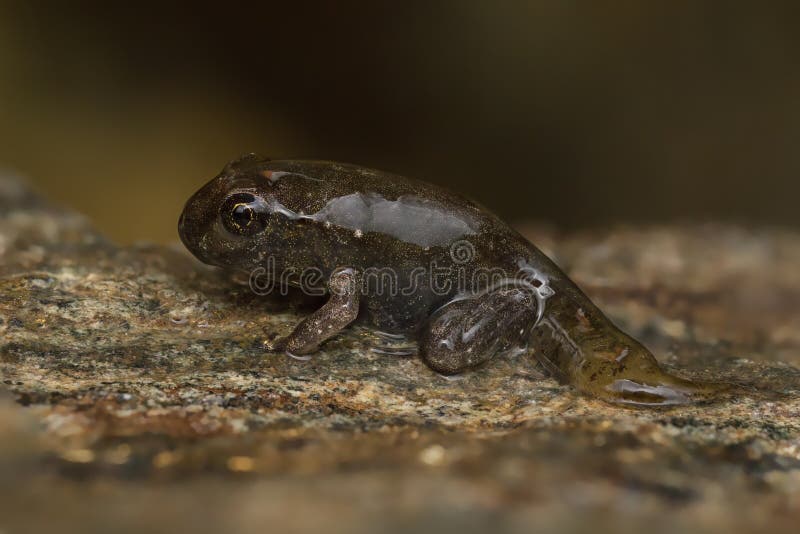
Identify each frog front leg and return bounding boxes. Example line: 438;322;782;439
265;267;361;356
419;286;538;375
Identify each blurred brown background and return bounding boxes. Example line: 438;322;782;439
1;1;798;244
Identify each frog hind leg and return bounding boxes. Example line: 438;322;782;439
419;287;537;375
264;267;360;356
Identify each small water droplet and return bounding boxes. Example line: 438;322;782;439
169;314;188;325
286;351;312;361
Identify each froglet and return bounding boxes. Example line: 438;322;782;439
179;155;721;406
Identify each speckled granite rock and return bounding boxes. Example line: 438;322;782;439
1;172;799;534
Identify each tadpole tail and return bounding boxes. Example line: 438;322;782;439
599;369;733;407
527;309;739;407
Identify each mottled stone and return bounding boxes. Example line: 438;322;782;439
1;173;799;533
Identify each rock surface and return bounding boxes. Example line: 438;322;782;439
1;172;799;533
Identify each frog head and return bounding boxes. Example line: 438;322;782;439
178;154;320;271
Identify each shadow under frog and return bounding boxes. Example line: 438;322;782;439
179;154;724;407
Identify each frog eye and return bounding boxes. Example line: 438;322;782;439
220;193;268;236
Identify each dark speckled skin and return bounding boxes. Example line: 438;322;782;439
179;154;723;406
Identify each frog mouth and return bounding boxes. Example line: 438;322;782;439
185;231;227;266
178;210;215;265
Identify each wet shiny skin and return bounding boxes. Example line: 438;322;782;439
179;154;721;406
